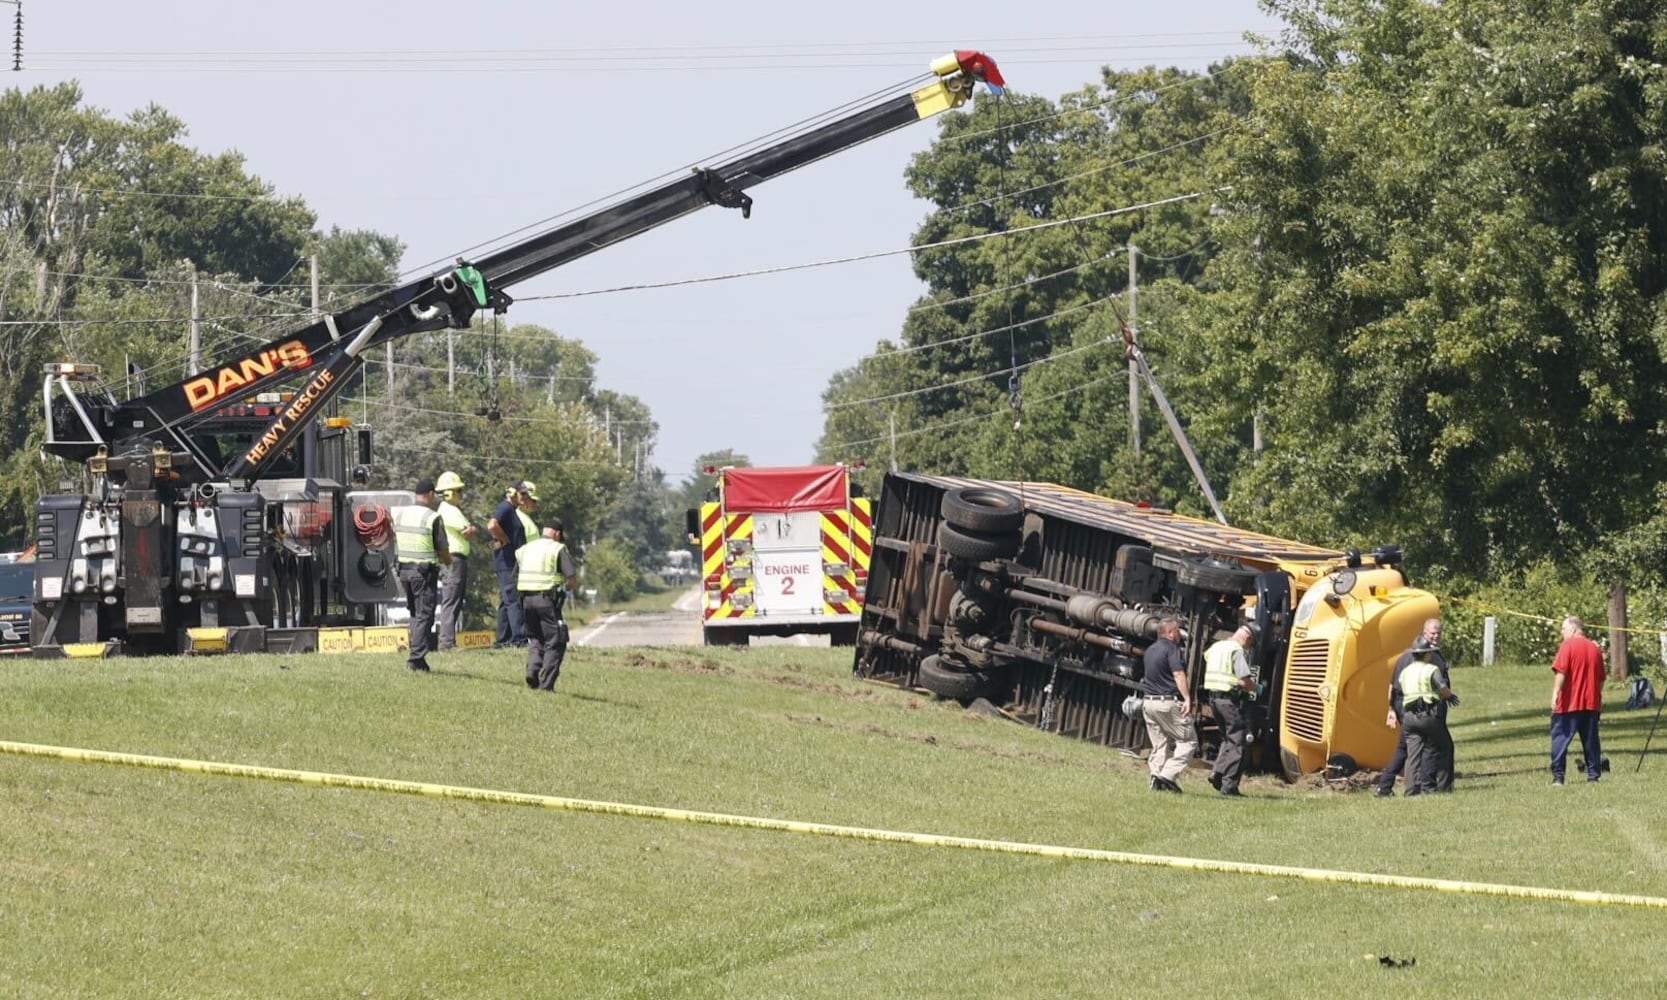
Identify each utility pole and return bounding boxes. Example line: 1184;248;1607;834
889;411;898;473
1128;245;1141;457
3;0;22;72
187;261;200;375
447;330;456;395
306;253;322;482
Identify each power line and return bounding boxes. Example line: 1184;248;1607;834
370;395;622;428
518;193;1211;300
937;69;1236;145
939;128;1232;219
830;369;1124;451
856;293;1118;368
373;356;597;385
31;38;1261;73
826;334;1116;411
0;312;312;327
373;437;637;472
0;177;298;205
36;34;1254;59
1135;239;1215;263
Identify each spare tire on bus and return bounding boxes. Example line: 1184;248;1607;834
1176;557;1258;595
940;486;1024;535
937;521;1019;562
916;654;994;702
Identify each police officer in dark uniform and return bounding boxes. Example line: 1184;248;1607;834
488;481;540;648
515;520;578;692
1391;637;1455;796
393;478;451;672
1203;625;1258;797
1376;618;1450;796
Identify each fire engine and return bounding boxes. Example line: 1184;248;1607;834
686;465;871;647
29;52;1005;656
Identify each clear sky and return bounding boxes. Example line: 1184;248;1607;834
19;1;1282;483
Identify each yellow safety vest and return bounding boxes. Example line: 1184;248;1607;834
514;508;538;547
437;500;472;557
1203;638;1244;692
393;505;439;564
1400;660;1442;705
516;537;567;593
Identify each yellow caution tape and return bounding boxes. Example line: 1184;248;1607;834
1441;595;1562;626
1441;594;1667;642
3;737;1664;910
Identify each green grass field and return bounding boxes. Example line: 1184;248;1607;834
2;646;1664;998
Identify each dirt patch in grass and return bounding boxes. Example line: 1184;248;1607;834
1295;770;1383;795
616;651;734;676
756;669;901;702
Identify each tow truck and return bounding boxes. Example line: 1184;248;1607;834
30;51;1006;656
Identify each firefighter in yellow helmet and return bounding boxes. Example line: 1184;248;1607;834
433;470;478;652
392;478;451;672
515;519;577;691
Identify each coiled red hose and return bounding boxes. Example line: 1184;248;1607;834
353;503;393;549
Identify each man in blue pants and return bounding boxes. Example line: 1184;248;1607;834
487;481;539;647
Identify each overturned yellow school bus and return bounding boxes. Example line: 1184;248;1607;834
852;472;1440;780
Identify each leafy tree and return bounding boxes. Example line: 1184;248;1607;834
599;475;675;573
583;537;639;602
1209;0;1667;577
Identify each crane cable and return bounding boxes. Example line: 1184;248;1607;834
991;95;1028;499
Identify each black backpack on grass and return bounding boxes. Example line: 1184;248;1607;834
1625;676;1656;710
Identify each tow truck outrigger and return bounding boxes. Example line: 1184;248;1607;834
31;51;1006;656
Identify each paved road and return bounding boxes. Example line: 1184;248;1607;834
571;589;831;648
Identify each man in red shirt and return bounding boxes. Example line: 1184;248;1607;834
1550;616;1607;785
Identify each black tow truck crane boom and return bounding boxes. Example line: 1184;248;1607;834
31;51;1005;656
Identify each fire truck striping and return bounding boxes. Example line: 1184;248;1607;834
3;738;1663;911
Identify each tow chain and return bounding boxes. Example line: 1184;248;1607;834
1039;658;1061;733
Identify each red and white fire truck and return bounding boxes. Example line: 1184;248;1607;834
687;465;871;647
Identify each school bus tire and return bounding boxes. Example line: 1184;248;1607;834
937;522;1019;562
940;486;1024;535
